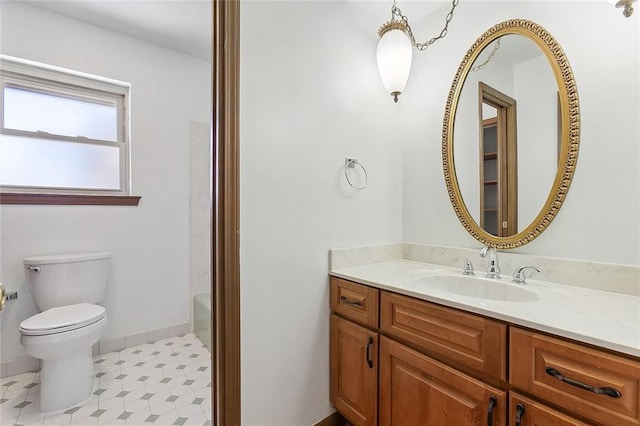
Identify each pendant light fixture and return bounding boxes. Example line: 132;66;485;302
376;0;459;103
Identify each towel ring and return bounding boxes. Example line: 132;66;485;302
344;158;368;190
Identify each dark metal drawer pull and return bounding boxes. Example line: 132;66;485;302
340;295;363;307
545;367;622;398
487;395;497;426
365;336;374;368
515;403;525;426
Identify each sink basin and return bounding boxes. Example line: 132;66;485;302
421;274;539;302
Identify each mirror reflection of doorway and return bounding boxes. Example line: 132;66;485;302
479;82;518;237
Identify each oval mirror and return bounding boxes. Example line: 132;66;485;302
442;19;580;248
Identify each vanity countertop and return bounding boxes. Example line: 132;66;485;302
330;259;640;358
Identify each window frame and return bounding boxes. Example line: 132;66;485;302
0;55;139;205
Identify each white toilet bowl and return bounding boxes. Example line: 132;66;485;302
20;303;108;414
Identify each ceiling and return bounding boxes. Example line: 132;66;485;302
11;0;459;62
11;0;606;62
12;0;213;60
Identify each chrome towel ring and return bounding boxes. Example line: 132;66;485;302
344;158;368;190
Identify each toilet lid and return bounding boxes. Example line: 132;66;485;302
19;303;106;336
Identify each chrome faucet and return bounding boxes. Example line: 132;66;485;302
480;246;501;279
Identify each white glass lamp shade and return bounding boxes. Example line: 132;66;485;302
376;22;413;102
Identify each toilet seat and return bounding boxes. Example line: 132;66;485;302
19;303;106;336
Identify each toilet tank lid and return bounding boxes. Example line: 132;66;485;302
24;252;112;265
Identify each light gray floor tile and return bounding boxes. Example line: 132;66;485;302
122;397;149;414
42;412;72;426
184;413;208;426
176;402;204;419
122;407;150;425
155;410;181;426
148;401;177;416
99;419;127;426
97;395;124;411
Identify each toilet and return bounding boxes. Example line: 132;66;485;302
19;252;110;414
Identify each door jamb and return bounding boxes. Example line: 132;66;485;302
212;0;241;424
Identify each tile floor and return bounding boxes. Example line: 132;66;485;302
1;333;211;426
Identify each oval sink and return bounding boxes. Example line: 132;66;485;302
422;274;539;302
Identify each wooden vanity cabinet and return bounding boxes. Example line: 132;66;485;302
330;278;507;425
330;277;640;426
330;278;380;425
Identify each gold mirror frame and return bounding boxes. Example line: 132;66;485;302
442;19;580;248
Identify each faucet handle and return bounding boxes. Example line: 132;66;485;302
512;266;542;284
453;257;475;276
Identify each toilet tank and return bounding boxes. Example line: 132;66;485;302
24;252;111;312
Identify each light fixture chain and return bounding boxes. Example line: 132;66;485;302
470;38;501;72
391;0;459;51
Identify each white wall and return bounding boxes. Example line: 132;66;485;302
240;1;403;424
403;1;639;266
241;1;638;424
190;121;211;299
0;3;211;362
514;55;558;227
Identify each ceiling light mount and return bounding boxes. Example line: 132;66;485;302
616;0;637;17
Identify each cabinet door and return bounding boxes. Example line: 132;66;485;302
379;336;506;426
330;314;378;426
509;393;589;426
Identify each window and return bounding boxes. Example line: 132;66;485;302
0;55;139;205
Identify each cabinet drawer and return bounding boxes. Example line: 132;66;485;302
510;327;640;426
330;277;379;329
380;291;507;382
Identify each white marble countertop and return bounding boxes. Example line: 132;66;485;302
330;259;640;358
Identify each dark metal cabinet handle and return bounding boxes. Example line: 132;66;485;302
515;403;525;426
365;336;374;368
545;368;622;398
487;395;497;426
340;295;363;307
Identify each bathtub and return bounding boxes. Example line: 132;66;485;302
193;293;211;352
